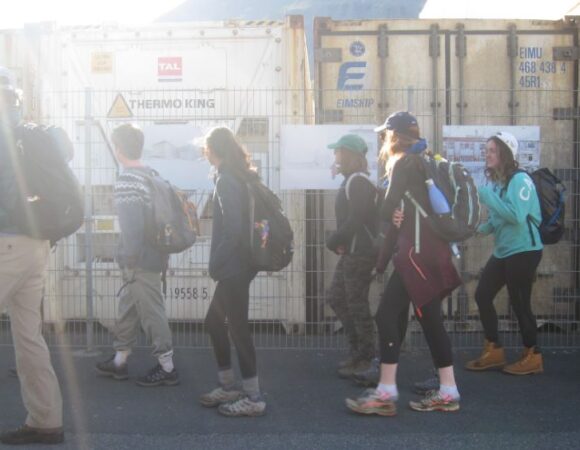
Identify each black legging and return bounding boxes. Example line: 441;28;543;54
205;271;257;379
475;250;542;348
375;271;453;368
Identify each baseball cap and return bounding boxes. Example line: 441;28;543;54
374;111;419;134
494;131;518;158
327;134;368;154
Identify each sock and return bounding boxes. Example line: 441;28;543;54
158;350;174;373
242;376;261;401
376;383;398;400
439;384;460;401
113;350;130;367
218;368;236;389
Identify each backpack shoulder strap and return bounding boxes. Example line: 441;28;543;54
345;172;374;201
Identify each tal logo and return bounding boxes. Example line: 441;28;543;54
158;57;182;81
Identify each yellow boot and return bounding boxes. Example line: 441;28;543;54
503;347;543;375
465;339;506;371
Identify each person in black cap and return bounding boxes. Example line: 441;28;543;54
325;134;378;379
346;112;462;416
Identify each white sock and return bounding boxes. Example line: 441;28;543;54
439;384;460;400
376;383;398;400
158;350;174;373
113;350;130;367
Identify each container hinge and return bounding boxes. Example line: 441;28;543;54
553;107;580;120
429;25;440;57
553;46;580;61
315;48;342;63
319;109;344;123
378;24;388;58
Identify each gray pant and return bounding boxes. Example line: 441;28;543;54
0;235;63;429
113;268;173;358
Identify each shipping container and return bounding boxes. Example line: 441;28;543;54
313;17;579;336
0;16;314;336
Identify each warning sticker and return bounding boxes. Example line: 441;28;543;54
107;93;133;119
91;52;113;74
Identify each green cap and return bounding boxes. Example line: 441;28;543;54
327;134;368;154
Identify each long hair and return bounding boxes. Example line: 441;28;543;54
485;136;519;185
204;126;259;182
379;125;421;180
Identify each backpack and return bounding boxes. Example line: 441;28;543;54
247;181;294;272
141;169;199;254
13;123;84;244
506;168;565;245
414;154;480;242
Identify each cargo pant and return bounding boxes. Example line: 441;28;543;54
113;268;173;358
0;235;63;429
326;253;376;361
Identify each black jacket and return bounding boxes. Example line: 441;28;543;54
326;172;377;255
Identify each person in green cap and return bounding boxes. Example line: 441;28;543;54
325;133;378;379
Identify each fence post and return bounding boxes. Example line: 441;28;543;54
84;88;95;351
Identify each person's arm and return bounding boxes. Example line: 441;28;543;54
380;156;410;222
326;175;375;251
478;174;532;225
477;221;494;235
209;175;245;272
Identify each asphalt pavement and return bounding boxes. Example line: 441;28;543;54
1;344;579;449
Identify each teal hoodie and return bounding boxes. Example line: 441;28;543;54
477;171;543;258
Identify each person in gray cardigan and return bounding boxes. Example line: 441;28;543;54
95;124;178;387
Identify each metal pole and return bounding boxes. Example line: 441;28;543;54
430;25;440;153
84;88;94;351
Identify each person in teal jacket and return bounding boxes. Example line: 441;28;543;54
466;132;544;376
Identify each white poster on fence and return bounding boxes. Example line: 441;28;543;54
280;125;379;190
442;125;541;186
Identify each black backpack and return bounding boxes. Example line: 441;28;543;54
506;168;566;245
247;181;294;272
13;123;84;244
415;154;480;242
141;169;199;254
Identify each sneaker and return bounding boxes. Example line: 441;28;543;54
200;386;243;408
0;425;64;445
135;364;180;387
351;358;379;387
409;390;460;412
338;359;372;379
465;339;506;371
345;388;397;416
95;355;129;380
413;371;440;395
217;395;266;417
503;347;544;375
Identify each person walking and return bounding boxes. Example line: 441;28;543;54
199;126;266;417
325;134;378;379
346;111;462;416
96;124;179;387
0;67;64;445
465;132;544;375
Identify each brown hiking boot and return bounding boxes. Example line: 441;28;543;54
338;355;358;369
465;339;506;371
503;347;543;375
338;359;371;379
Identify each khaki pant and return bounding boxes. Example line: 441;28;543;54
113;268;173;358
0;235;63;429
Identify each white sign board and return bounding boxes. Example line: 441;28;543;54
442;125;541;186
280;125;379;190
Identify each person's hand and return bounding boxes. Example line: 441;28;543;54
336;245;346;255
392;208;404;228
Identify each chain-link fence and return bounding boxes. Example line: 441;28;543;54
1;87;579;350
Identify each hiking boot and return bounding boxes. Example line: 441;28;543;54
200;386;243;408
352;357;379;387
413;371;440;395
338;359;372;379
338;354;358;369
0;425;64;445
465;339;506;371
135;364;180;387
345;388;397;416
409;390;460;412
8;367;17;378
503;347;544;375
95;355;129;380
217;395;266;417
